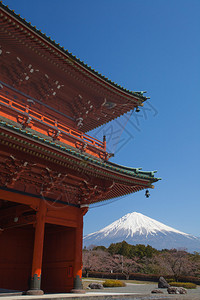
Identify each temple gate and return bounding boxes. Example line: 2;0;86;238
0;3;159;294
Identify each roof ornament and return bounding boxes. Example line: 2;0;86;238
27;99;35;106
77;117;83;128
145;189;150;198
135;168;142;173
101;98;116;109
101;98;107;106
135;106;140;112
52;130;61;140
20;116;32;129
106;153;114;159
135;91;147;95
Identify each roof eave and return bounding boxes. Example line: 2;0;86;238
0;2;148;103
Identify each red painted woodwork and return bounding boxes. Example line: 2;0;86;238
0;3;159;294
30;201;46;284
42;225;76;293
0;146;152;206
0;225;34;291
0;4;146;133
0;198;85;293
0;85;107;159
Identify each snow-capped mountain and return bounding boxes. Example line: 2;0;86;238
83;212;200;252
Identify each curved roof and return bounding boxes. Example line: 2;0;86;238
0;2;160;204
0;1;147;102
0;118;160;184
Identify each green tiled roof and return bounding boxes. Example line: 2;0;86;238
0;1;147;102
0;119;160;183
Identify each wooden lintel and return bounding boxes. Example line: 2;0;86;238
0;189;40;209
46;216;77;228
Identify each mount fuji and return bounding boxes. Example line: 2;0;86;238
83;212;200;252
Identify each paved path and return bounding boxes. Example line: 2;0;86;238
0;283;200;300
84;280;200;299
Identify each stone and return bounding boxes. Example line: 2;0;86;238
151;289;164;293
167;286;187;294
88;283;104;289
26;289;44;295
158;276;170;288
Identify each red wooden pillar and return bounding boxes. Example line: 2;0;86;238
26;200;46;295
71;206;88;293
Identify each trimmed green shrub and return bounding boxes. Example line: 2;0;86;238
82;271;126;280
169;282;197;289
166;278;175;283
103;279;126;287
82;271;200;285
176;275;200;285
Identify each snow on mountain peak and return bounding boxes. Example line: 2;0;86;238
92;211;189;238
83;211;200;252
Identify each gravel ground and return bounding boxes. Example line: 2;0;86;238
0;281;199;300
83;279;200;299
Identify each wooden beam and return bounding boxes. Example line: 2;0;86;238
0;189;39;209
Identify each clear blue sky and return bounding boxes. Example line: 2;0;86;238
2;0;200;237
